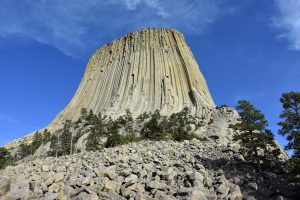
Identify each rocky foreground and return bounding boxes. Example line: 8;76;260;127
0;140;299;200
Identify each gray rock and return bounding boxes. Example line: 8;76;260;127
120;187;132;198
216;183;230;198
76;192;99;200
56;165;67;172
103;181;120;192
42;165;50;172
44;192;59;200
48;183;60;193
147;181;166;190
247;182;258;191
0;177;10;196
189;189;208;200
260;187;274;198
1;139;297;200
228;185;242;200
54;172;65;183
189;171;204;182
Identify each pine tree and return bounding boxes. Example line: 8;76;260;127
60;120;73;155
30;131;43;153
49;131;61;157
86;113;105;151
42;129;51;144
231;100;280;173
17;131;45;159
278;92;300;173
142;110;165;140
105;132;122;148
86;109;95;124
124;109;133;133
105;120;122;148
81;108;88;119
18;143;31;159
0;147;13;169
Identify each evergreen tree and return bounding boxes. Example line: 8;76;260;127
86;109;95;124
137;112;150;123
278;92;300;173
49;131;61;157
0;147;13;169
60;120;73;155
105;120;122;147
86;112;106;151
17;131;46;159
142;110;165;140
18;143;31;159
81;108;88;119
231;100;280;173
42;129;51;144
30;131;43;153
105;132;122;148
124;109;133;133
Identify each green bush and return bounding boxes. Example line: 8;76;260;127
48;107;209;155
17;130;53;159
142;110;165;140
120;134;141;144
105;132;123;148
105;133;141;148
0;147;14;169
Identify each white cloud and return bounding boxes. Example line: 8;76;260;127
273;0;300;50
0;114;35;129
0;0;237;59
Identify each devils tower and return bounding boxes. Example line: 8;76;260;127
2;28;298;200
47;28;215;132
5;27;218;149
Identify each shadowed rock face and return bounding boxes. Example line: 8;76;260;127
48;28;215;132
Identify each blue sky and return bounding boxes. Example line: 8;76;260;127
0;0;299;152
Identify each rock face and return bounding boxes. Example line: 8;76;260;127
1;140;298;200
48;28;215;132
5;28;217;149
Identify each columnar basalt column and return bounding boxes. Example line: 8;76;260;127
47;28;215;132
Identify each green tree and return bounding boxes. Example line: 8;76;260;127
142;110;165;140
278;92;300;173
105;118;123;147
0;147;13;169
49;133;59;157
86;109;95;124
60;120;73;155
105;132;122;148
17;131;46;159
86;113;105;151
231;100;280;173
42;129;51;144
18;143;31;159
30;131;43;153
81;108;88;119
137;112;150;123
124;109;133;133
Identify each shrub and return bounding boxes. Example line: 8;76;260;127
0;147;14;169
105;132;122;148
142;110;165;140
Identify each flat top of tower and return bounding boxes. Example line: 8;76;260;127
102;27;183;47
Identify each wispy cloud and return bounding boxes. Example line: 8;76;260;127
0;113;35;130
0;113;38;146
0;0;238;59
273;0;300;51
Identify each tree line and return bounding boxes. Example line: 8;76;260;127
1;91;299;174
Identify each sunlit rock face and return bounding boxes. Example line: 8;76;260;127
48;28;215;132
4;28;217;150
